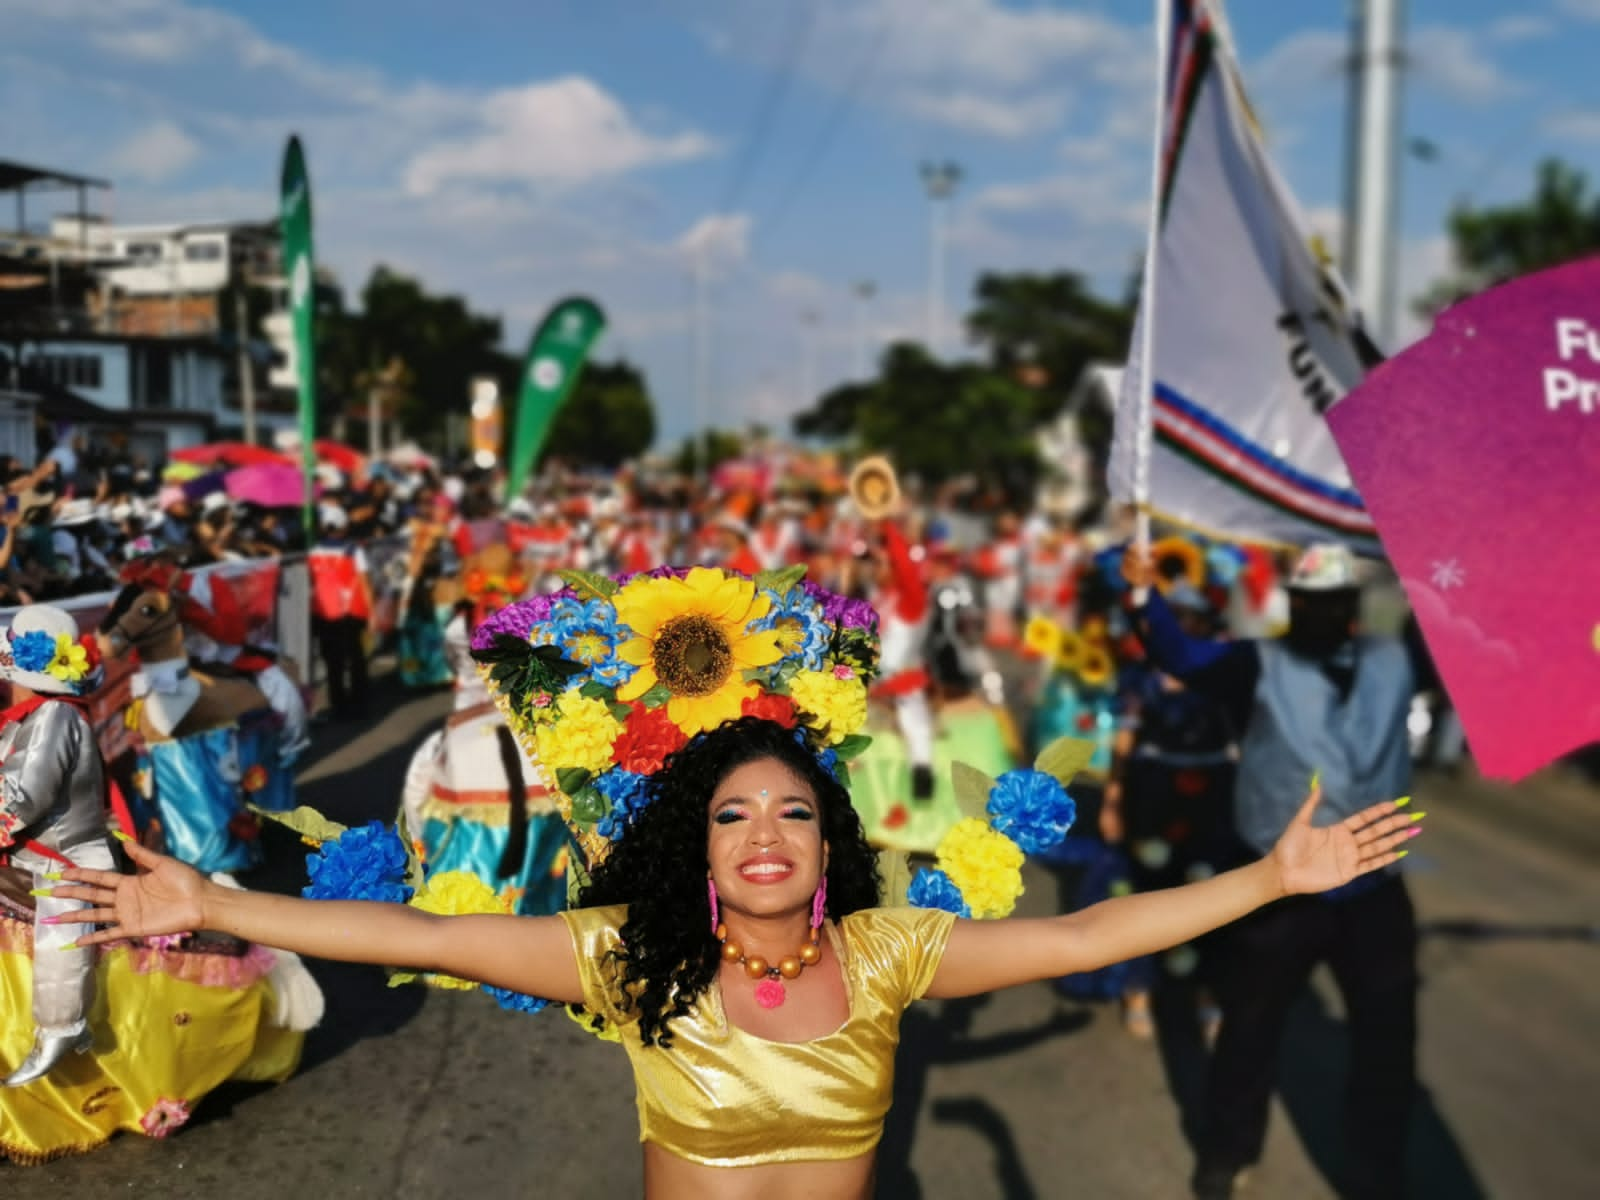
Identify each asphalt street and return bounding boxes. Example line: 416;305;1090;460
14;675;1599;1199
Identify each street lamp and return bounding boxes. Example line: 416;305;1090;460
919;161;963;356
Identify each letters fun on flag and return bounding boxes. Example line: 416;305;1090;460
1110;0;1380;552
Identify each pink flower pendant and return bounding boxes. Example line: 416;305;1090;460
754;978;787;1009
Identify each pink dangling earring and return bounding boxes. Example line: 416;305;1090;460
708;876;720;935
811;874;828;930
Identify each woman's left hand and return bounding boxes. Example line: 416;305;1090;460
1271;781;1419;896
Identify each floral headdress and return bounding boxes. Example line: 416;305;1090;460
468;565;881;866
0;604;104;697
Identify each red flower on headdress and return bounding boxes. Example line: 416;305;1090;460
741;693;798;729
78;634;102;672
612;704;688;776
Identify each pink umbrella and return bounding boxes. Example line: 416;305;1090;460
224;464;314;508
1327;256;1600;780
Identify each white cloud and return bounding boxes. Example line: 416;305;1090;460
404;77;714;194
106;120;200;182
1487;16;1555;42
1557;0;1600;21
899;90;1066;139
1409;26;1522;104
675;212;752;267
1544;109;1600;143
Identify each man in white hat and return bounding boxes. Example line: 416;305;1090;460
1124;541;1435;1200
0;604;112;1086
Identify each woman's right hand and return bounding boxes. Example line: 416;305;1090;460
43;838;211;947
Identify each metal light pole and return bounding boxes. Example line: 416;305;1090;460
692;241;711;482
1342;0;1406;348
851;280;876;378
919;162;962;357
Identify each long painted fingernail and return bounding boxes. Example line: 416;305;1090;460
1394;796;1411;808
1395;850;1409;860
1408;827;1422;838
43;871;63;881
1310;771;1320;790
39;915;61;925
58;942;78;951
1411;812;1427;822
110;829;133;843
28;888;52;898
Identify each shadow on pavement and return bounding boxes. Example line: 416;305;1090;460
877;993;1092;1199
1419;919;1600;944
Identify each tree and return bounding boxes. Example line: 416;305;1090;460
1419;159;1600;315
543;360;656;469
671;429;746;476
965;271;1133;424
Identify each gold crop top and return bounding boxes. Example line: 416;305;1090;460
560;904;957;1167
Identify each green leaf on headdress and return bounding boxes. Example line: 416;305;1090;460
608;703;633;724
1033;737;1098;787
556;569;619;601
395;809;427;893
529;645;586;679
570;784;606;825
754;564;807;598
950;761;998;822
579;680;616;701
877;849;913;907
556;767;593;797
637;682;673;709
473;633;533;665
833;760;852;790
832;733;873;761
249;804;348;846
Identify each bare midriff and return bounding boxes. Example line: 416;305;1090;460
642;1143;874;1200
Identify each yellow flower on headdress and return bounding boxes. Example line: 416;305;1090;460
533;693;623;778
45;634;89;684
936;818;1025;919
1055;629;1085;672
1080;615;1109;645
402;870;511;990
1078;645;1114;690
1151;536;1206;593
613;568;783;736
1022;615;1063;661
788;668;868;745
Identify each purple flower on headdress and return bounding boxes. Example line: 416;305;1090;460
470;593;559;650
800;581;879;632
610;565;688;587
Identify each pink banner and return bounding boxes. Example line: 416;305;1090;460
1327;257;1600;779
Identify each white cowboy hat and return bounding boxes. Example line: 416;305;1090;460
200;491;231;515
54;499;100;528
0;605;103;697
1288;543;1360;592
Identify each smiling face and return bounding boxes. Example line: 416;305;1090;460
706;757;828;921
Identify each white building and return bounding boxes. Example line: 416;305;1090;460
49;216;276;299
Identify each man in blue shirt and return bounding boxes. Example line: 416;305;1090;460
1125;542;1433;1200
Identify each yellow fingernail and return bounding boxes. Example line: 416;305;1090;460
28;888;51;898
43;871;63;881
58;942;78;951
1310;771;1320;790
1394;796;1411;808
110;829;133;843
1395;850;1409;859
1411;811;1426;822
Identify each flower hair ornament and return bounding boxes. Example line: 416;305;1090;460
0;604;105;697
468;565;881;868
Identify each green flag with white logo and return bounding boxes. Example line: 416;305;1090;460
505;297;606;502
279;135;317;537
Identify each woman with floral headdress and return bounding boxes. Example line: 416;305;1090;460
38;567;1420;1197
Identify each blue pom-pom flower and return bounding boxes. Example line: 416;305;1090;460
907;867;971;918
482;984;552;1015
10;630;57;673
594;769;655;841
985;769;1077;855
303;821;415;904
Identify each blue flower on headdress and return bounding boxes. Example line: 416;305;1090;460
751;588;830;675
10;630;57;674
594;768;655;840
482;984;552;1015
541;596;636;688
303;821;415;904
907;867;971;918
985;769;1077;855
791;728;843;782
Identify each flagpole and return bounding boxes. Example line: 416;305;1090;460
1133;0;1174;552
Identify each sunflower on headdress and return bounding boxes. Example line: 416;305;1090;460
1151;536;1206;594
1078;644;1115;690
613;567;785;736
1022;615;1063;661
1055;629;1085;673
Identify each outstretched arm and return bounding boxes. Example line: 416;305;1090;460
39;839;584;1004
926;786;1417;1000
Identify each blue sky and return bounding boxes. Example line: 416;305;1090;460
5;0;1599;444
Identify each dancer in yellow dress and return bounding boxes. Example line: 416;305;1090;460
40;566;1420;1197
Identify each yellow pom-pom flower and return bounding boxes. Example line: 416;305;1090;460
403;870;511;990
789;667;868;745
533;692;623;779
936;818;1025;919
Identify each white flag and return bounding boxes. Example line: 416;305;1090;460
1111;0;1379;551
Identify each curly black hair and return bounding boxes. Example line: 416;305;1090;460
575;717;881;1048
